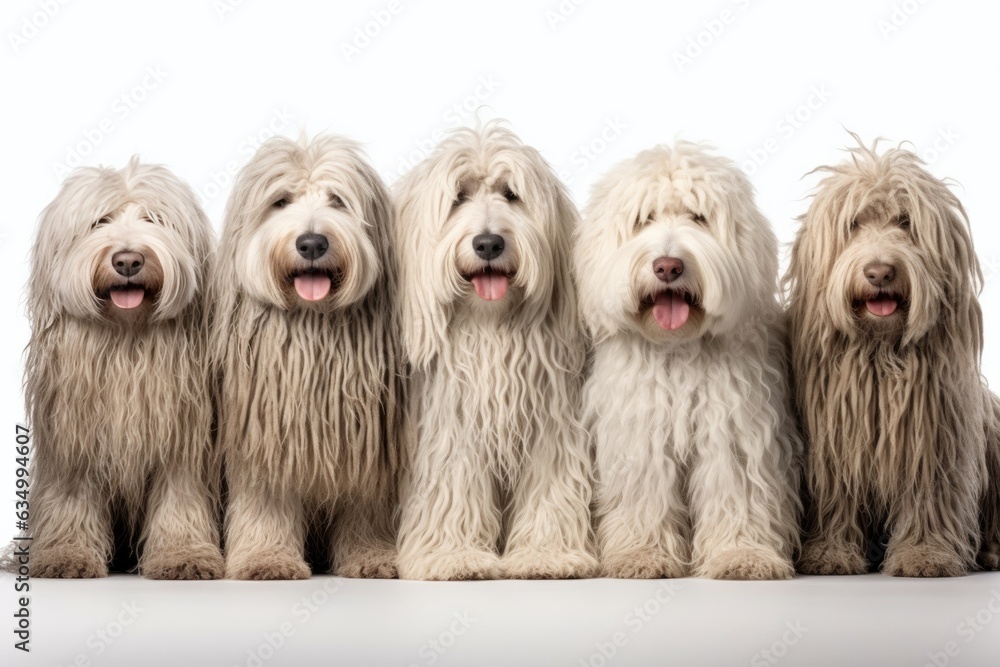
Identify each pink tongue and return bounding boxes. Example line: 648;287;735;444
866;297;898;317
652;292;690;330
471;273;509;301
294;274;332;301
110;288;145;309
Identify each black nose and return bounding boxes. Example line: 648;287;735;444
864;262;895;288
112;251;144;277
472;234;505;261
296;233;329;260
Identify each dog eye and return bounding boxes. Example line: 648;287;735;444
272;197;289;209
329;194;345;208
92;216;111;229
849;218;859;231
453;191;468;207
692;213;707;225
503;187;519;203
898;215;911;230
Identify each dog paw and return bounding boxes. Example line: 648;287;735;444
978;543;1000;571
226;551;311;580
398;549;501;581
601;549;688;579
33;546;108;579
142;543;225;580
798;539;868;575
335;546;398;579
699;547;794;580
503;548;598;579
883;544;967;578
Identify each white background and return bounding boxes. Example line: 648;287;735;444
1;0;999;665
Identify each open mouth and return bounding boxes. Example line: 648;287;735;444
100;285;150;310
642;289;697;331
854;292;906;318
290;268;336;302
464;267;513;302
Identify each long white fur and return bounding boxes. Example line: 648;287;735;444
392;122;597;580
24;158;222;579
577;142;802;579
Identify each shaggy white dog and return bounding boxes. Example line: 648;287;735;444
392;122;596;580
25;159;222;579
213;135;402;580
787;137;1000;577
577;142;802;579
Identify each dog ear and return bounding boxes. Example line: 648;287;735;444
352;153;396;318
785;201;842;345
544;178;585;350
904;180;983;350
137;164;214;323
391;162;452;369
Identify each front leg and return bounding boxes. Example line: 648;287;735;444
503;419;598;580
31;468;111;578
798;472;868;576
397;422;502;580
224;467;309;580
332;496;398;579
691;406;799;580
592;427;689;579
140;464;224;580
882;461;979;578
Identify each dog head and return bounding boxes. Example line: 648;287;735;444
393;122;578;365
30;158;211;329
221;135;389;313
787;135;981;346
577;142;778;344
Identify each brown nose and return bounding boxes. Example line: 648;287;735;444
864;263;895;288
112;251;144;278
653;257;684;283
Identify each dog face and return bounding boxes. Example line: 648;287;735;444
223;136;388;312
31;159;210;327
393;123;578;365
577;142;778;344
789;139;979;345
